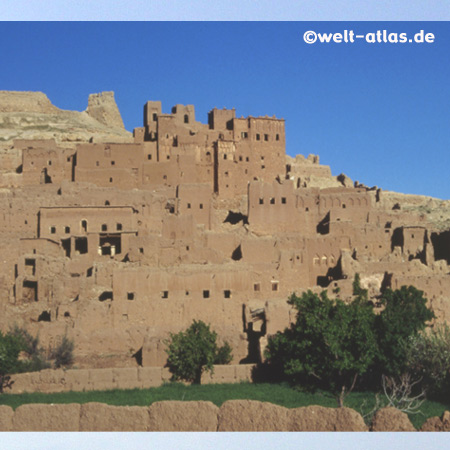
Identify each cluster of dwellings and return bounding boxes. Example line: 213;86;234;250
0;100;449;368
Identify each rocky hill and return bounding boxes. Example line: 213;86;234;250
0;91;132;146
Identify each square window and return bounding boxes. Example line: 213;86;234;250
224;290;231;299
187;203;191;209
127;292;135;300
101;224;107;231
256;134;260;141
50;226;56;234
109;177;113;183
259;198;264;205
65;226;70;234
203;290;210;299
111;161;115;166
270;198;275;205
162;291;169;299
264;134;269;141
254;283;260;292
199;204;203;209
281;197;287;204
148;154;152;160
272;282;279;291
139;248;144;254
116;223;123;231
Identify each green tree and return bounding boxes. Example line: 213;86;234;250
375;286;434;377
265;290;377;406
404;323;450;397
0;330;25;393
165;320;232;384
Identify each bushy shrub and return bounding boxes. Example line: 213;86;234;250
7;325;50;373
50;335;75;369
404;324;450;398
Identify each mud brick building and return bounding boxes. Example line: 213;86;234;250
0;91;449;368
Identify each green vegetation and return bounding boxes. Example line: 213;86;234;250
375;285;434;377
264;279;436;406
0;330;24;393
265;290;377;406
0;382;448;429
165;320;232;384
0;327;74;392
405;323;450;398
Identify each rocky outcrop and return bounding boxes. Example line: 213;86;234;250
370;407;415;431
86;91;125;129
0;90;132;146
0;91;60;114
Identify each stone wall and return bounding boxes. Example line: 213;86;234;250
8;364;255;394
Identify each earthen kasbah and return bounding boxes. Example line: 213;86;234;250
0;90;450;369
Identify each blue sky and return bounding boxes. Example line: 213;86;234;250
1;21;448;198
0;0;449;20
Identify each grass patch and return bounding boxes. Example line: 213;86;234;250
1;382;448;429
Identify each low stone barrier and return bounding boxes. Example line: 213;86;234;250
0;401;428;432
8;364;255;394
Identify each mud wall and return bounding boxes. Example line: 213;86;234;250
8;364;255;394
1;400;432;431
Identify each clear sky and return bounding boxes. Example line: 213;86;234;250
0;0;449;21
1;21;448;199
